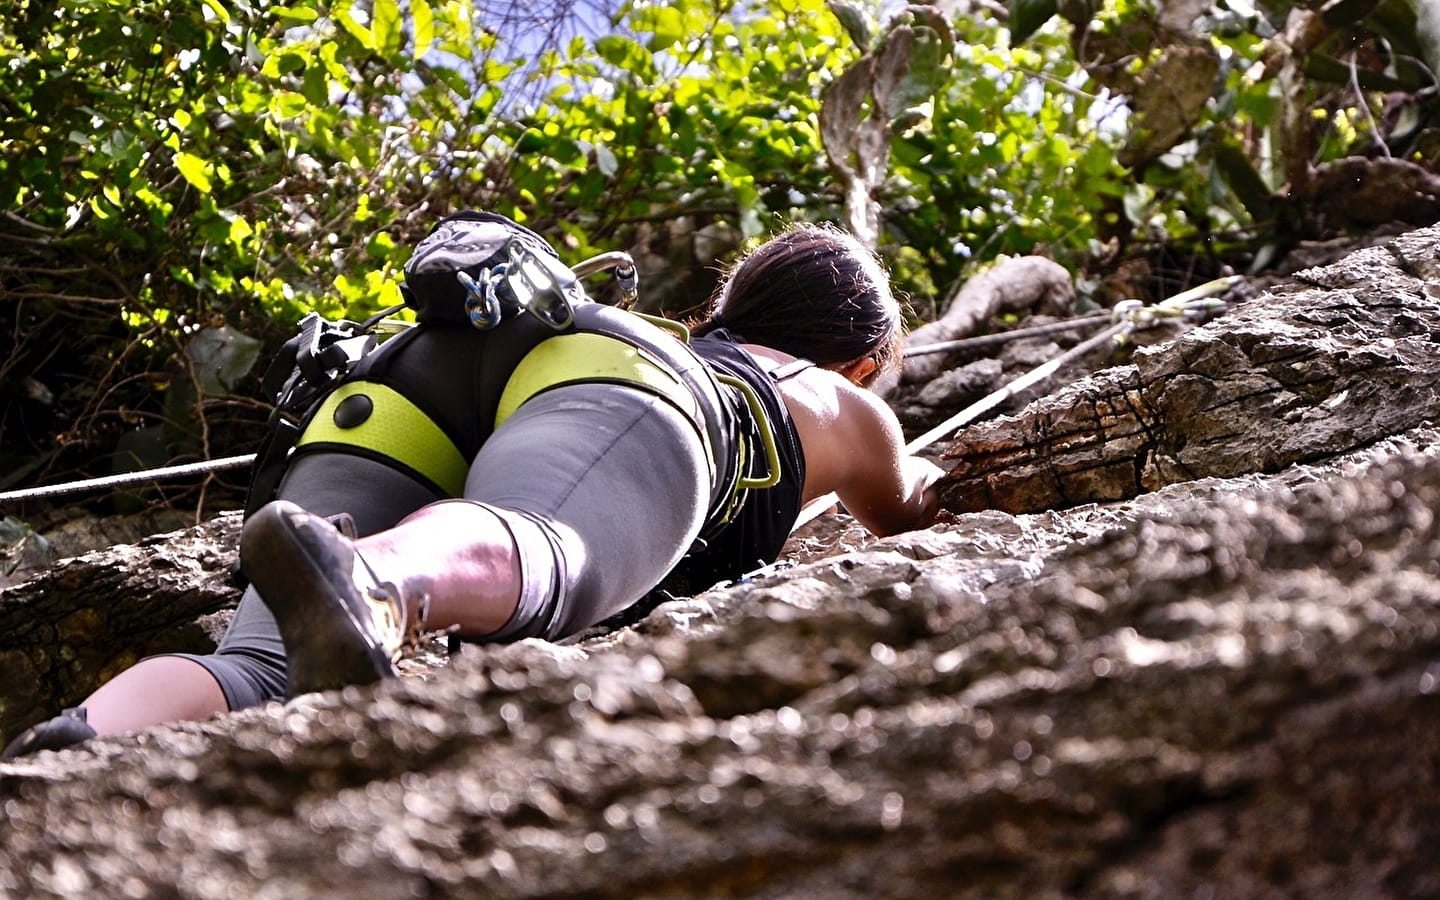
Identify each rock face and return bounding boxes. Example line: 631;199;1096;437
937;226;1440;514
0;514;239;739
4;232;1440;898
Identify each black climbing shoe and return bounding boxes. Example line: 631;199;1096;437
1;708;97;760
240;500;408;698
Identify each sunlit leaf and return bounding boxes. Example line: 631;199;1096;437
596;35;644;68
412;0;434;59
229;216;253;245
635;6;684;51
272;6;319;25
372;0;403;56
174;151;213;193
200;0;230;25
334;0;376;50
270;91;310;119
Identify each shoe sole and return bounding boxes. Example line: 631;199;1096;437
1;710;96;759
241;502;397;698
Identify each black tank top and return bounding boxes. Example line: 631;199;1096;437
670;328;808;591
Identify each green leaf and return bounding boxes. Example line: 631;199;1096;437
1007;0;1058;44
228;216;253;246
412;0;435;60
828;0;872;50
272;6;319;25
301;64;329;106
270;91;310;119
334;1;376;50
515;128;546;153
174;152;213;193
594;143;618;177
885;25;952;121
373;0;403;56
366;231;398;258
185;326;262;395
550;137;584;166
596;35;644;68
636;6;684;51
199;0;231;25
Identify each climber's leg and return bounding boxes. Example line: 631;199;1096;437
0;656;226;759
79;656;228;735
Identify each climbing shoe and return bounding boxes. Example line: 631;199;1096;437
240;500;411;699
1;707;97;760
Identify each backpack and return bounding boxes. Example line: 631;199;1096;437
402;210;596;331
243;211;636;518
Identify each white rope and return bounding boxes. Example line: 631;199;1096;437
0;454;256;504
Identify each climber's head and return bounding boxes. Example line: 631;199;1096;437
695;222;904;386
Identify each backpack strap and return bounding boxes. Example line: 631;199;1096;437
243;313;379;518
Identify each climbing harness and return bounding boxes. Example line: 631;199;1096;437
295;382;474;497
246;215;648;513
787;275;1242;534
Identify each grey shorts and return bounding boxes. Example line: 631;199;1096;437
170;381;709;710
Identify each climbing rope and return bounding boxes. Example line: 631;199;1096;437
900;309;1116;358
0;454;257;505
789;275;1242;534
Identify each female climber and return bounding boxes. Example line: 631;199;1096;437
3;213;944;759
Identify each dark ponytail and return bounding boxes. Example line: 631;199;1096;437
692;222;903;374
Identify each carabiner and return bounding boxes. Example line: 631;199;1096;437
457;268;504;330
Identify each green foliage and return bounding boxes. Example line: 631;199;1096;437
528;0;857;249
1008;0;1059;44
887;21;1121;299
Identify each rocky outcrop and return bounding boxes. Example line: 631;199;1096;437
3;231;1440;898
936;225;1440;514
0;514;238;739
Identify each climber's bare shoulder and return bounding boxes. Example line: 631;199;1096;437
743;345;942;536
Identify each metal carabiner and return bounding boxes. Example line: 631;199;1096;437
457;268;504;330
572;250;639;309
